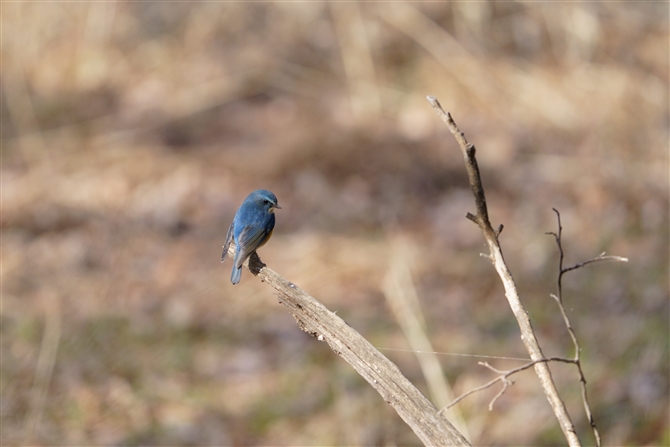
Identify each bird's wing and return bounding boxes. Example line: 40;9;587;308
234;225;269;269
221;221;235;262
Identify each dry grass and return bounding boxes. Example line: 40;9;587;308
2;3;668;446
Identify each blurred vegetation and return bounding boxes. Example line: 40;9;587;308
2;2;668;446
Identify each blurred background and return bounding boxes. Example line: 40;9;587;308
2;2;668;446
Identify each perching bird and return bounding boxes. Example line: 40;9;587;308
221;190;280;285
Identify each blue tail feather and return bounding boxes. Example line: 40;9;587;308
231;266;242;285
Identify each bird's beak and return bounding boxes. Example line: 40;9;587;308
274;204;282;210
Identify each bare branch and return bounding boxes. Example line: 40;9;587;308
229;247;470;447
562;253;629;274
428;96;582;447
440;357;576;412
427;96;491;229
547;208;628;447
488;379;511;411
442;376;499;411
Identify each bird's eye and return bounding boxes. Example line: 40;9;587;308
263;199;270;204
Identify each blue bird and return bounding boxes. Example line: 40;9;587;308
222;190;281;285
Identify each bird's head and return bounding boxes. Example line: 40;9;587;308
251;189;281;213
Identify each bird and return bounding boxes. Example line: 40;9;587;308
221;189;281;285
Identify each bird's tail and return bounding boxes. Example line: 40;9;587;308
231;266;242;285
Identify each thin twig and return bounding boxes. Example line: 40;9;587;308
488;379;510;411
547;208;626;447
427;96;582;447
440;357;576;412
562;253;629;274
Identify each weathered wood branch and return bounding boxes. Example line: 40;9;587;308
227;247;470;447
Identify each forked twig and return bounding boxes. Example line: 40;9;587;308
440;357;576;413
546;208;628;447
